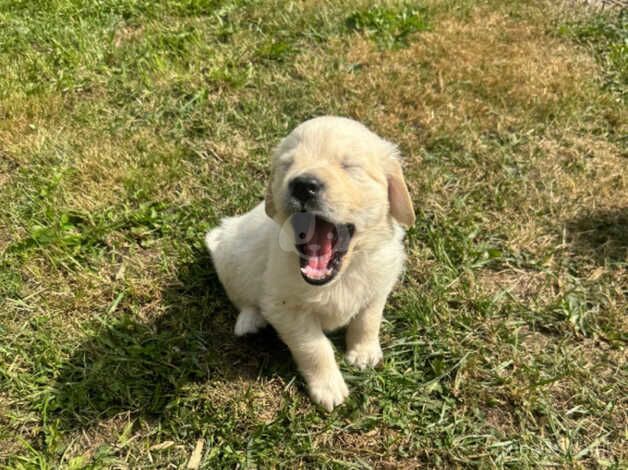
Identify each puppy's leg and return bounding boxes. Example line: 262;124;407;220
234;307;267;336
271;314;348;411
346;296;386;369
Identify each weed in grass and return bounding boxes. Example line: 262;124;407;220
558;8;628;101
346;4;430;49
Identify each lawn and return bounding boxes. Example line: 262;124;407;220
0;0;626;467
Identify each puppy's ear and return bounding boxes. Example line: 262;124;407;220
387;157;415;228
264;178;276;218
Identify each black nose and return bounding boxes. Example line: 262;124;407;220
290;175;324;203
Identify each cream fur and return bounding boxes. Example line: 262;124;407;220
205;116;414;411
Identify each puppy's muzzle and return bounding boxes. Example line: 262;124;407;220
289;174;324;210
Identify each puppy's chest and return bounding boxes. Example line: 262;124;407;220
306;277;373;331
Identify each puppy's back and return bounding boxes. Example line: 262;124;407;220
205;203;273;310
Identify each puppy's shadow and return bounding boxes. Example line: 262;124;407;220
566;207;627;264
48;249;292;430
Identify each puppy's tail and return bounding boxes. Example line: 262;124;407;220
204;227;222;254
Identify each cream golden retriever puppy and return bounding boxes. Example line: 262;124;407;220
205;116;414;410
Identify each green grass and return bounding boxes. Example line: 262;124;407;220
558;7;627;101
345;4;431;49
1;0;626;467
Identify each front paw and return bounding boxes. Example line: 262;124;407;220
308;370;349;411
346;342;383;369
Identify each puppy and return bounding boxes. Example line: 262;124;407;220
205;116;415;410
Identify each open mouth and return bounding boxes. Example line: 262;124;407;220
291;212;355;285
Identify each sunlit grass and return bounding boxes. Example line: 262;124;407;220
0;0;626;467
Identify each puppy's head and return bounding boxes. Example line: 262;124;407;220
266;116;415;286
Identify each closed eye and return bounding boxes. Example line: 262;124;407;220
341;162;362;171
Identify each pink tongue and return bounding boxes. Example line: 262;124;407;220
305;220;334;271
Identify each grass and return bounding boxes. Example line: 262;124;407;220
0;0;626;467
